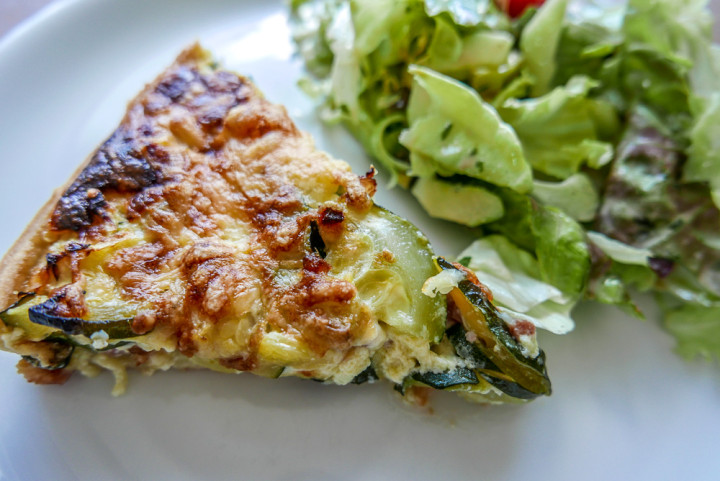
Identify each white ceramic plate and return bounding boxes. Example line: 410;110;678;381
1;1;719;480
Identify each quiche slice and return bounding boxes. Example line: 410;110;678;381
0;44;550;404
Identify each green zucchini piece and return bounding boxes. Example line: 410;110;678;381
447;324;542;400
21;341;74;371
411;367;478;390
28;296;138;339
1;293;58;341
2;294;136;352
447;323;499;371
435;257;551;396
255;364;285;379
351;365;379;384
351;206;447;342
476;372;540;400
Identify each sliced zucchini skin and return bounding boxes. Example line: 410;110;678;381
435;257;551;396
28;296;138;339
411;367;478;390
1;293;60;340
351;365;379;384
447;324;542;400
2;295;77;370
2;293;140;351
476;372;540;400
21;341;74;371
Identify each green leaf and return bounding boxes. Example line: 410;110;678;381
458;235;576;334
664;304;720;361
423;21;515;75
486;190;590;297
685;94;720;209
520;0;568;96
401;65;532;191
290;0;343;77
531;206;590;296
423;0;510;28
586;231;652;266
532;173;599;222
498;76;617;179
624;0;720;100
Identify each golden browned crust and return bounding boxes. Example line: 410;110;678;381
0;193;64;309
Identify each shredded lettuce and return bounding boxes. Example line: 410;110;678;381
291;0;720;362
497;75;616;179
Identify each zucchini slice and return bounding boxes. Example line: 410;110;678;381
435;257;551;396
447;324;543;400
351;365;379;384
411;367;479;390
21;341;74;371
28;296;138;339
1;293;58;341
1;292;141;349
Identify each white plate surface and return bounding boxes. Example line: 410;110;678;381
0;1;719;480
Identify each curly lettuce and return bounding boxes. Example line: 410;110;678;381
291;0;720;362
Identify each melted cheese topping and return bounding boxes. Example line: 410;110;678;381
2;45;451;392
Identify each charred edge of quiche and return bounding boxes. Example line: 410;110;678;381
0;45;210;309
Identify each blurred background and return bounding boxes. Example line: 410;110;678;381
1;0;55;37
1;0;719;39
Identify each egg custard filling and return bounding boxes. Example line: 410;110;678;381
0;45;550;404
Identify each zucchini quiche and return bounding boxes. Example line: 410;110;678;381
0;44;550;404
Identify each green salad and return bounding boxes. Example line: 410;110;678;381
290;0;720;361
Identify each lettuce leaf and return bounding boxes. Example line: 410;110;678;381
519;0;568;96
291;0;720;363
401;65;532;192
291;0;342;77
623;0;720;101
497;76;617;179
423;0;510;28
484;188;590;297
664;304;720;361
685;94;720;209
586;231;652;266
411;175;504;226
531;173;599;222
422;20;515;75
458;235;576;334
531;205;590;297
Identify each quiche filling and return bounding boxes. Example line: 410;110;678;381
0;45;549;404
